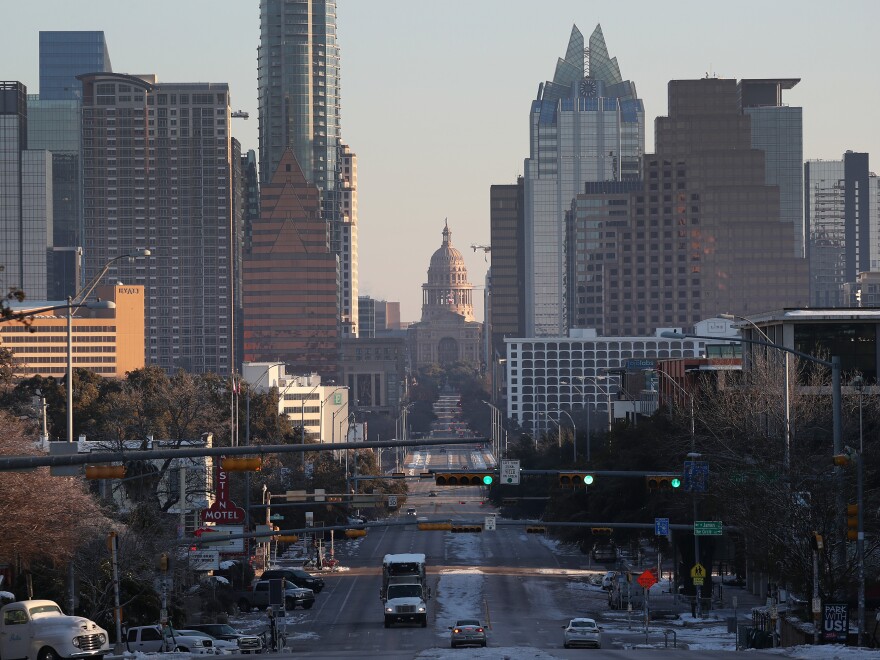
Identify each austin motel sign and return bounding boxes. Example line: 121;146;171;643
201;466;246;523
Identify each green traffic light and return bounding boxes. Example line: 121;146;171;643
482;475;494;485
584;475;594;485
671;477;681;489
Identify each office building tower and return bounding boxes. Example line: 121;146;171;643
258;0;358;338
39;31;112;101
567;78;808;336
739;79;804;258
524;24;645;337
489;178;525;363
29;31;113;299
0;81;52;299
805;152;876;307
78;73;237;375
358;296;401;338
242;149;340;380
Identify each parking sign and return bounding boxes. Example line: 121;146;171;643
655;517;669;536
500;459;520;485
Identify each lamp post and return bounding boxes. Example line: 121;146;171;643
561;379;592;462
551;409;577;461
244;363;284;533
541;412;562;448
574;375;614;433
661;330;845;596
852;376;866;647
720;313;791;470
652;369;695;446
482;400;506;459
396;403;413;472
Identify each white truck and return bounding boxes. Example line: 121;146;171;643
0;599;110;660
381;553;430;628
124;625;218;655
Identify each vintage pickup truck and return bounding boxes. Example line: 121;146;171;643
0;599;110;660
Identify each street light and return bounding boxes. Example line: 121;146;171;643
561;380;592;462
651;369;695;448
550;409;577;461
720;313;791;469
71;248;152;310
482;400;506;459
570;375;614;433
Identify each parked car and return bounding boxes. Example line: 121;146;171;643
562;617;602;649
0;600;109;660
236;579;315;612
449;619;487;648
126;625;217;655
177;629;237;654
601;571;618;591
185;623;264;654
261;568;325;594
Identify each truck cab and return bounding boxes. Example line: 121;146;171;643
0;600;109;660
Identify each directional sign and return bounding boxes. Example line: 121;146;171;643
655;517;669;536
484;516;496;531
690;563;706;579
269;514;284;521
683;461;709;493
694;521;723;536
501;459;520;485
637;569;658;589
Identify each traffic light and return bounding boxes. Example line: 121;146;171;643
391;472;406;479
591;527;613;536
158;553;169;572
811;531;824;551
450;524;483;533
221;457;262;472
277;535;300;543
833;454;852;467
646;475;681;492
344;529;367;538
418;521;452;531
847;504;858;541
558;473;594;487
525;526;546;534
435;472;495;486
85;465;126;480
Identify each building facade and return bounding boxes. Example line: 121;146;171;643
242;149;340;380
524;24;645;337
339;336;406;416
409;223;482;370
39;31;112;101
566;78;809;337
2;283;145;377
0;81;52;299
804;152;877;307
489;178;525;364
78;73;238;375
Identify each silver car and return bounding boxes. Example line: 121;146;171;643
563;617;602;649
449;619;487;648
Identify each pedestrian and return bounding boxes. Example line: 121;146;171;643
266;607;277;651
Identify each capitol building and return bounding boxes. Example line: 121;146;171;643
408;222;483;370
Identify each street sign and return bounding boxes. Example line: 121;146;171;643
683;461;709;492
690;563;706;579
188;550;220;570
694;521;723;536
637;569;657;589
812;597;821;615
655;517;669;536
692;577;704;586
821;603;849;643
387;495;397;508
484;516;496;531
269;514;284;521
501;459;520;485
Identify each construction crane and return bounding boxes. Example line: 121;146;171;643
231;110;249;119
471;244;491;262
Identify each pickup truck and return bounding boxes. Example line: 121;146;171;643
184;623;263;654
0;600;110;660
124;625;217;655
236;580;314;613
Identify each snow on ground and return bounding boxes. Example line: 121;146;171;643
434;568;485;638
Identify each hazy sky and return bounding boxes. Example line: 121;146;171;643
3;1;878;322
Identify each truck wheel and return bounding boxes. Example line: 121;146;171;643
38;648;61;660
238;598;251;612
303;602;314;609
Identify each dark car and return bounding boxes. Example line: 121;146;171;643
261;568;325;594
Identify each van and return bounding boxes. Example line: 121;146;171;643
406;507;417;516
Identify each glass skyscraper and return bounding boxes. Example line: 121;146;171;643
39;31;112;101
524;24;645;337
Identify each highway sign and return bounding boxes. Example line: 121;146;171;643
655;517;669;536
694;521;723;536
690;563;706;579
269;513;284;521
501;459;520;485
388;495;397;508
484;516;496;531
637;569;658;589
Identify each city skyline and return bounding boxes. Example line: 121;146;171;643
1;0;878;322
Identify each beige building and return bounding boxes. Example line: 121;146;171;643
409;223;482;370
1;283;145;377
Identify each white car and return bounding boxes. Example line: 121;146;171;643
601;571;618;591
177;630;238;655
563;617;602;649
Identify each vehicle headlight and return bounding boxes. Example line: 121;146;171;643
98;634;107;644
418;606;426;613
385;607;393;613
72;637;82;648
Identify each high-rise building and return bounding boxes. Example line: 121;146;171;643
78;73;238;375
358;296;401;338
489;178;525;362
567;78;809;336
524;24;645;337
258;0;358;338
739;79;804;258
39;31;112;101
0;81;52;299
29;31;113;299
805;152;876;307
242;149;340;380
